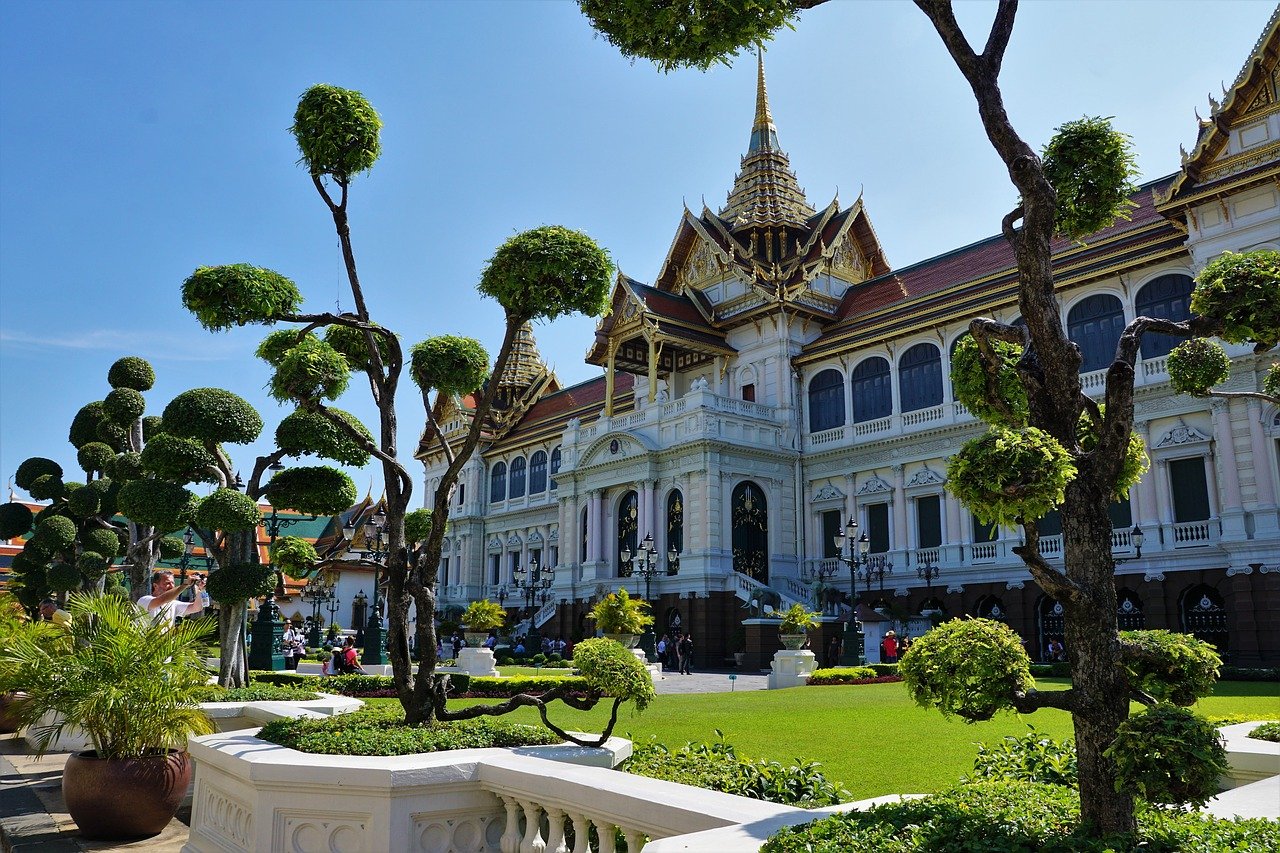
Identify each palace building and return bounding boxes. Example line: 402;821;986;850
416;13;1280;669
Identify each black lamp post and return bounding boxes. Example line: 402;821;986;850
344;506;388;666
620;532;678;662
325;589;342;642
832;516;870;666
352;590;368;645
511;555;554;653
1114;525;1145;564
916;555;940;593
301;571;336;648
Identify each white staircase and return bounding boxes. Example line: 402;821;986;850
730;571;812;614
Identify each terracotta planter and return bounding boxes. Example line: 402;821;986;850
603;633;639;649
63;749;193;840
779;633;807;650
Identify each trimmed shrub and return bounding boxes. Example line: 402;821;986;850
28;473;64;501
195;488;262;533
1218;666;1280;682
268;335;350;403
807;667;877;684
409;335;490;395
290;84;382;181
404;508;432;544
324;323;390;373
274;408;372;468
264;466;357;517
1167;338;1232;396
102;387;146;426
1041;116;1139;240
260;707;558;756
182;264;302;331
46;561;82;592
107;356;156;391
140;433;219;483
1119;629;1220;706
76;442;116;474
1248;722;1280;742
194;685;321;703
1076;407;1148;500
1105;703;1227;808
624;739;850;808
256;329;315;367
162;387;263;446
946;427;1075;528
76;552;109;580
156;534;186;560
94;419;129;450
142;415;164;441
206;562;276;605
67;403;107;449
899;618;1033;722
573;637;655;710
1191;249;1280;349
106;451;144;481
949;334;1028;426
269;536;318;580
0;502;34;539
67;487;100;518
478;225;613;323
15;457;62;491
248;671;321;689
33;515;77;551
464;675;590;698
967;727;1077;787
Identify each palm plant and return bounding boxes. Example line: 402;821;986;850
0;592;215;758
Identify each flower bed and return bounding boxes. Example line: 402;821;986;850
807;667;903;687
258;706;561;755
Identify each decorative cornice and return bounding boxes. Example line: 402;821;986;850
856;476;892;496
1155;423;1212;448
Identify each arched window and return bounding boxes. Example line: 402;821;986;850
1116;588;1145;631
1036;595;1065;661
1179;585;1228;658
617;491;638;577
489;462;506;503
807;368;845;432
509;457;526;499
732;481;769;583
1067;294;1125;373
549;447;561;491
529;451;547;494
974;594;1007;621
666;490;684;575
1135;273;1193;358
899;343;943;412
851;357;892;423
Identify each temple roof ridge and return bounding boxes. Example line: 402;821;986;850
719;48;815;231
497;321;546;390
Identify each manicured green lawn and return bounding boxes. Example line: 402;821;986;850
492;666;575;677
366;678;1279;798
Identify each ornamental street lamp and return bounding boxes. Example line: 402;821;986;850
620;532;678;662
344;506;389;666
352;590;368;645
1113;525;1145;564
511;555;554;653
301;571;337;648
832;516;870;666
325;589;342;642
916;554;941;593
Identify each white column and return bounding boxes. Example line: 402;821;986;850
1135;420;1160;529
1212;399;1245;537
892;464;907;553
640;481;653;539
1246;399;1279;534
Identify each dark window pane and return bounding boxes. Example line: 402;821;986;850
742;383;755;402
808;369;846;431
1067;294;1125;372
852;357;892;423
490;462;506;503
822;510;842;559
580;508;588;562
1169;457;1211;522
1135;274;1193;359
529;451;547;494
731;482;769;583
972;515;997;543
867;503;890;553
509;457;526;499
1038;509;1062;537
1108;498;1132;529
916;495;942;548
549;447;561;491
899;344;943;413
667;490;684;563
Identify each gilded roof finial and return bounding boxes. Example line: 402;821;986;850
749;44;778;154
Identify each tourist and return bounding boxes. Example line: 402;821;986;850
137;570;205;627
38;598;71;628
513;638;526;655
436;638;445;660
656;634;668;670
451;632;464;659
282;622;304;670
484;631;498;650
826;633;842;668
1047;636;1065;662
678;632;694;675
881;630;898;663
337;637;364;674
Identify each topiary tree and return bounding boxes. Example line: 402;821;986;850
575;0;1279;836
182;83;614;731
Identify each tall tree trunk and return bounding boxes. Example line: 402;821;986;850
215;529;257;688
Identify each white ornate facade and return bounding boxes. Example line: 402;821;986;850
419;16;1280;666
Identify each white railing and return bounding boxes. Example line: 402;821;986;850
902;404;945;428
807;426;846;448
534;598;558;628
779;576;815;606
1110;527;1134;551
1172;519;1217;547
971;542;999;562
1142;356;1168;379
708;394;780;421
1080;367;1108;396
853;416;892;437
952;401;973;420
730;571;806;612
661;398;688;417
913;548;940;567
1037;534;1063;558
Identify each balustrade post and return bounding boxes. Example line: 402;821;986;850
519;800;546;853
623;829;646;851
544;807;568;853
500;796;522;853
568;812;590;853
595;821;618;853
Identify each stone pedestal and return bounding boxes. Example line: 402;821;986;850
457;647;498;677
742;618;782;672
767;650;816;689
248;596;285;672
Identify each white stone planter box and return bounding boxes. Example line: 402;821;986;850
182;730;800;853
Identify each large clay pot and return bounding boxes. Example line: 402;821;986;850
63;749;193;840
463;631;490;647
603;633;638;649
780;633;807;650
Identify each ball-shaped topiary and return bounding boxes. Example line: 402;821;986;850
410;335;490;395
290;84;382;180
264;466;357;517
106;451;145;481
142;415;164;441
578;0;795;72
206;562;277;605
573;637;656;711
0;502;34;539
35;514;77;552
182;263;303;332
156;535;187;560
95;479;121;517
27;473;65;501
107;355;156;391
94;419;129;450
1167;338;1231;397
102;387;146;427
949;335;1028;426
899;618;1034;722
274;408;372;468
102;571;128;597
140;434;219;484
946;427;1076;528
67;402;107;449
1104;704;1227;808
1040;116;1139;241
405;508;432;544
268;337;350;403
117;479;198;532
76;442;116;475
1190;250;1280;349
67;486;102;517
162;388;263;446
81;527;122;560
46;561;82;593
1075;408;1148;501
1118;629;1220;706
269;536;318;580
195;488;262;533
324;323;390;373
76;551;109;580
478;226;613;323
15;457;62;491
256;329;316;368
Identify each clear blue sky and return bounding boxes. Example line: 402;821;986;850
1;0;1273;504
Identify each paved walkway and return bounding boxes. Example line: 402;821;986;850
652;668;769;695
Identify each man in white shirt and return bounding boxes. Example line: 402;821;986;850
137;571;205;626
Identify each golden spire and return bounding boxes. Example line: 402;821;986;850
721;46;814;231
498;322;546;390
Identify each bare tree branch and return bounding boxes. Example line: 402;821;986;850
311;401;413;498
1011;686;1076;713
1013;522;1083;603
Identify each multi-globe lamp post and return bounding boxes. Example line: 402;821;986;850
344;507;389;666
832;516;870;666
511;555;554;653
620;532;679;661
301;570;338;648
